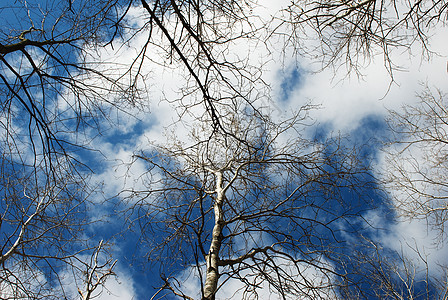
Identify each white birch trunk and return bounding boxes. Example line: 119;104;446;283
203;171;225;300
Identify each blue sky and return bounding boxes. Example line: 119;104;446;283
1;1;448;299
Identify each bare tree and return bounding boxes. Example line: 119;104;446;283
121;0;268;133
0;0;133;166
330;86;448;300
76;240;118;300
383;86;448;235
125;102;375;299
332;237;448;300
279;0;448;75
4;1;448;299
0;0;268;297
0;153;118;299
0;0;271;159
0;1;128;298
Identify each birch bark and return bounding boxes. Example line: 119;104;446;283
203;171;225;300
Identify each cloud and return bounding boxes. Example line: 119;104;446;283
266;12;448;132
363;208;448;279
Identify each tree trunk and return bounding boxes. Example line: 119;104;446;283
203;171;225;300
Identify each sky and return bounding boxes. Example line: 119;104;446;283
1;1;448;299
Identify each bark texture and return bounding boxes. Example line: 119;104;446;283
203;171;225;300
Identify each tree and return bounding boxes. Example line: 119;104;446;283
335;86;448;300
337;237;448;300
0;0;141;169
2;0;447;299
126;101;375;299
383;87;448;235
280;0;448;75
0;0;266;297
114;2;448;297
0;153;119;299
0;1;128;298
135;0;266;133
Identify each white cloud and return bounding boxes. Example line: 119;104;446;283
364;208;448;281
263;10;448;131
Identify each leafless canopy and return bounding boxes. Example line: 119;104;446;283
0;0;142;174
280;0;448;75
0;1;126;298
127;104;375;299
132;0;268;134
2;0;447;299
384;87;448;235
